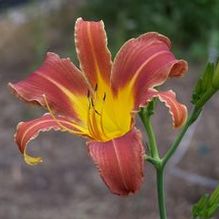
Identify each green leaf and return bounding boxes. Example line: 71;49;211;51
212;62;219;89
192;185;219;219
192;194;209;218
192;62;215;105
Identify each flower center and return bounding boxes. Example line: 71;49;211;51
43;80;134;142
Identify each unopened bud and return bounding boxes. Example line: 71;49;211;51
212;62;219;89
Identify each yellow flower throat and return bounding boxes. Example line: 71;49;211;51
44;75;134;142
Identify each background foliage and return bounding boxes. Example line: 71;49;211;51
81;0;219;61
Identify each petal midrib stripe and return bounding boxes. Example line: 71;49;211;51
129;50;170;87
112;139;129;191
87;22;100;75
19;118;72;149
36;72;87;116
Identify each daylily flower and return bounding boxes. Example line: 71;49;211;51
9;18;188;195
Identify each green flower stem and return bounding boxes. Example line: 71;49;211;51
139;109;166;218
139;105;203;219
162;107;202;167
144;155;160;167
156;167;167;219
163;85;217;168
139;109;160;159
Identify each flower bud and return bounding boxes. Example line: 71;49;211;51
213;62;219;89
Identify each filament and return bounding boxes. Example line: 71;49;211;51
86;86;108;140
43;94;84;135
87;90;101;139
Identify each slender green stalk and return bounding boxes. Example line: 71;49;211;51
156;167;167;219
139;108;166;219
139;109;160;159
162;107;202;167
139;105;202;219
144;155;160;166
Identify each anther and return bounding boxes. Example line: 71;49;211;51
95;109;101;116
94;83;98;91
87;90;90;98
91;98;94;107
90;98;101;115
103;92;106;101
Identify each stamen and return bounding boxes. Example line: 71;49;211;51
87;91;105;140
99;92;107;138
86;88;109;141
87;90;90;98
43;94;83;135
94;83;98;91
94;109;101;116
87;95;98;138
89;97;101;115
103;92;106;101
91;98;95;107
90;109;103;139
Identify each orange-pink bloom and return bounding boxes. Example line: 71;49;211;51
9;18;188;195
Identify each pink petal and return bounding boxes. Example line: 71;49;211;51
140;89;188;128
15;113;77;165
87;128;145;195
9;52;89;120
75;18;112;86
111;32;188;95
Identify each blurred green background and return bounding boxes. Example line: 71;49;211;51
81;0;219;62
1;0;219;219
2;0;219;71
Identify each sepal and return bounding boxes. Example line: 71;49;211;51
144;98;157;117
140;98;157;118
